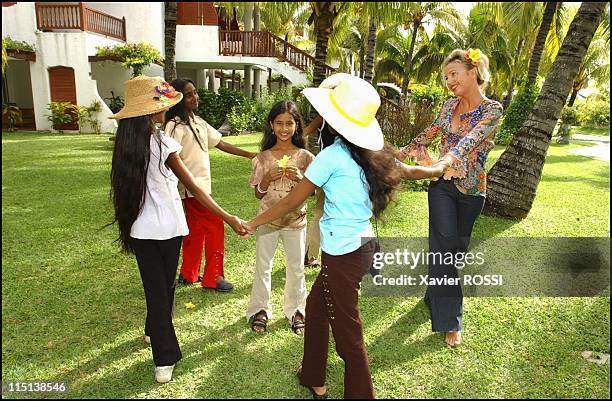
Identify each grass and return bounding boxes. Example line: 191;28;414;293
2;131;610;399
569;126;610;137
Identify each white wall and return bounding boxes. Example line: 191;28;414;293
86;2;164;53
2;2;37;45
30;32;116;133
175;26;220;61
91;61;163;104
85;33;124;56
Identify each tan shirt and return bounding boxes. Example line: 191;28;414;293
165;115;222;198
249;148;315;230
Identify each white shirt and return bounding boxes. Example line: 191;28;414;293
130;131;189;240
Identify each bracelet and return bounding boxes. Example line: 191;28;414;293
257;183;268;193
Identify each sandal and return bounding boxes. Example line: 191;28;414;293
291;311;305;336
296;366;329;399
249;310;268;333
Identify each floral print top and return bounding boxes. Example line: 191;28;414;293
401;97;503;196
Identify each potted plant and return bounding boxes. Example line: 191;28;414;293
46;101;75;132
2;102;22;131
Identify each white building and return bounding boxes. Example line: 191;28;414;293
2;2;317;133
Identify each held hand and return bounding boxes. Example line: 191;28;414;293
429;161;448;182
238;220;256;240
284;166;303;182
227;215;248;236
265;167;284;183
397;147;410;162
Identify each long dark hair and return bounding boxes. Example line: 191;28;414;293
107;116;156;253
164;78;205;150
261;101;306;151
331;126;401;219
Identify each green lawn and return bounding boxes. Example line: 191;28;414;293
570;126;610;137
2;131;610;399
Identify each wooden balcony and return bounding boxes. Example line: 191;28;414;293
35;2;126;42
219;30;334;77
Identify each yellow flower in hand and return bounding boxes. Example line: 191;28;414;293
277;155;291;168
185;302;196;309
466;48;481;65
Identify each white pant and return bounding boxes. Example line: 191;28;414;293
246;225;307;322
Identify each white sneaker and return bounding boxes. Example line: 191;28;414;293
143;335;151;344
154;364;175;383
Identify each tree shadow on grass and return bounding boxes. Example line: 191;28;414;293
367;299;445;388
540;174;610;190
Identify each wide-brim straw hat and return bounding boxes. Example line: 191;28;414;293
302;73;384;151
110;75;183;120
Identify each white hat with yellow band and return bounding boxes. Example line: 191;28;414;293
302;73;384;151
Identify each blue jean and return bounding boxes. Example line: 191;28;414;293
425;180;485;332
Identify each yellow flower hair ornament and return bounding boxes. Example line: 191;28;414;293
465;48;482;66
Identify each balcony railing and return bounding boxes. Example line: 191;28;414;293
35;2;126;42
219;30;334;77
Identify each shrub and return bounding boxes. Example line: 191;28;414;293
196;87;247;130
496;79;542;145
408;84;445;108
74;101;102;134
227;101;258;135
576;99;610;128
3;36;35;52
560;106;580;126
104;91;124;114
46;102;75;132
225;87;299;134
95;42;162;77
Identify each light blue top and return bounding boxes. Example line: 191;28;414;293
304;137;374;256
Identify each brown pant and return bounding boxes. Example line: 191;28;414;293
299;240;376;399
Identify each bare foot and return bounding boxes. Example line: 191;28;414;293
445;331;462;347
311;385;328;396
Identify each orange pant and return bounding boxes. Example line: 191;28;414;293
179;197;225;288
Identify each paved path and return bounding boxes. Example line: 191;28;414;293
567;134;610;162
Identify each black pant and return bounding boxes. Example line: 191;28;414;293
300;240;376;399
131;236;183;366
425;180;485;332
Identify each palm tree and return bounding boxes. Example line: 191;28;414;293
525;2;559;87
567;29;610;107
163;2;177;82
373;24;412;85
260;2;310;43
412;24;465;86
308;2;352;85
483;2;607;219
359;3;402;83
399;2;463;94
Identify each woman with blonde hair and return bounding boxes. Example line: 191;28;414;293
399;48;503;347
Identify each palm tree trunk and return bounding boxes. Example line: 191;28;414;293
401;22;420;95
253;4;261;99
164;2;177;82
483;2;606;219
567;88;579;107
359;47;365;78
526;2;558;87
313;3;335;86
363;19;377;83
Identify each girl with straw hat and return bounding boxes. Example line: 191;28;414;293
242;73;445;399
107;75;247;383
